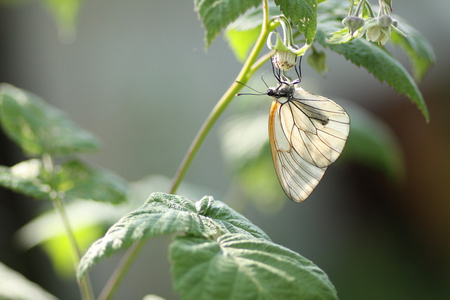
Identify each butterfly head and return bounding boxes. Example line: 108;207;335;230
266;82;296;101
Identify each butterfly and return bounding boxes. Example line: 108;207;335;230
241;57;350;202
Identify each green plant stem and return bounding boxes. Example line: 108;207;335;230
168;0;272;195
42;154;95;300
98;1;274;299
52;196;95;300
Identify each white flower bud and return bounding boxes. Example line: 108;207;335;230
342;16;365;35
378;15;393;30
272;50;297;71
366;24;391;46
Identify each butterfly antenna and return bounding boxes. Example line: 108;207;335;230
235;81;264;96
260;68;270;88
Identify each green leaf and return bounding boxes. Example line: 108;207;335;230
0;84;99;157
0;262;58;300
384;0;392;10
77;192;269;280
170;234;338;300
223;0;318;60
316;22;429;122
0;160;52;200
194;0;262;47
0;159;127;204
225;5;281;62
275;0;318;44
391;18;436;82
226;26;261;63
325;27;354;44
54;159;128;204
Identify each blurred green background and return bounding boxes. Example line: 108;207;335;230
0;0;449;299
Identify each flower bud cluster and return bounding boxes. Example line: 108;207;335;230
341;0;403;46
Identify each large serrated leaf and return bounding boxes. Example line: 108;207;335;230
0;83;99;157
275;0;318;44
194;0;261;47
170;234;338;300
77;192;269;279
316;21;429;122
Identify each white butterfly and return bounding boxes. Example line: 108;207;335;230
266;62;350;202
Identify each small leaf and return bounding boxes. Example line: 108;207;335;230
316;22;429;122
194;0;262;47
226;26;261;62
326;27;354;44
55;159;128;204
0;84;99;157
170;234;338;300
77;192;269;279
275;0;318;44
0;262;58;300
391;18;436;81
0;160;51;200
0;158;127;204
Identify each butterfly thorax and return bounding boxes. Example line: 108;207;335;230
267;83;296;104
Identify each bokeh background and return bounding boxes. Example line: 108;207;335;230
0;0;449;299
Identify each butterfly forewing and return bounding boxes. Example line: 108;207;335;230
269;85;350;202
283;88;349;168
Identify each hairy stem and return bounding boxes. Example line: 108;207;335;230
98;0;274;299
42;153;95;300
168;0;272;194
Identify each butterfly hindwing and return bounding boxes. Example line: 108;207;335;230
269;100;327;202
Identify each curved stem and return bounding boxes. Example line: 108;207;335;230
99;1;273;299
168;0;272;194
52;196;95;300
